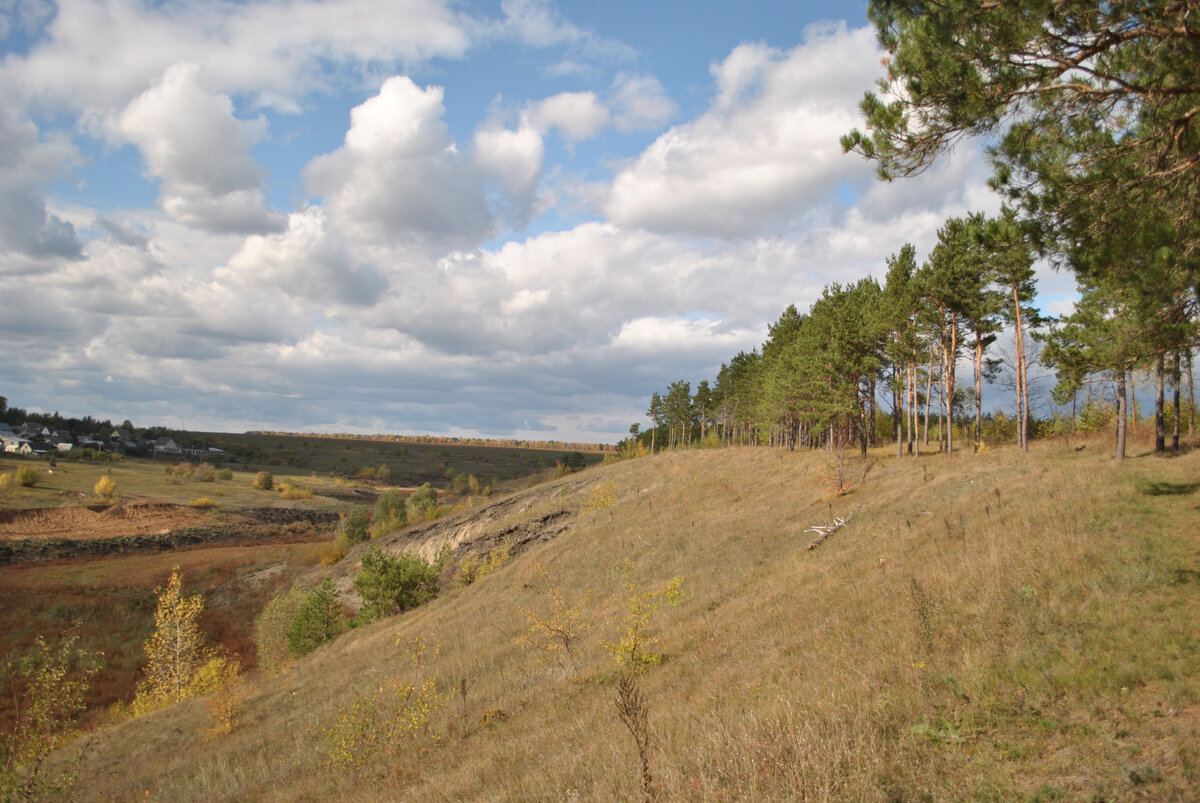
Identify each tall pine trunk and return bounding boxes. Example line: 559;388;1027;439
1172;349;1181;451
910;359;919;457
1188;348;1196;437
868;376;876;448
945;313;957;455
895;367;903;458
1012;285;1028;452
974;331;984;452
1116;369;1127;460
1154;353;1165;453
924;355;934;447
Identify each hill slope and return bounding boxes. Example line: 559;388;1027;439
69;439;1200;800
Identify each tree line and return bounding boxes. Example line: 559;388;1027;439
638;1;1199;461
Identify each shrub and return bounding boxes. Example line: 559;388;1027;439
253;471;274;491
582;482;617;512
169;461;195;479
321;636;444;771
557;451;586;473
319;536;350;567
189;653;246;737
277;481;313;500
604;566;685;673
340;507;371;544
190;498;217;508
1078;399;1115;433
372;489;407;537
0;473;12;503
286;579;345;657
406;483;437;519
253;587;308;674
0;625;99;800
354;548;441;623
215;467;233;481
195;463;217;482
518;560;590;672
94;475;117;498
376;463;391;482
455;537;512;587
14;467;39;487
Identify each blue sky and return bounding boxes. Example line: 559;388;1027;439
0;0;1078;441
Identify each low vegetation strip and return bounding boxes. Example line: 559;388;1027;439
0;522;328;565
242;508;340;526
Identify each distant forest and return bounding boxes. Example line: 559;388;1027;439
0;396;609;456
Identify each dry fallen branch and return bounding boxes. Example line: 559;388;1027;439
805;509;859;550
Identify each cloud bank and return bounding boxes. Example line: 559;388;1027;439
0;5;1010;441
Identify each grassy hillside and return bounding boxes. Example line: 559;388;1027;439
59;437;1200;800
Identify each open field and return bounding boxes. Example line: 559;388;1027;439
0;429;602;513
31;430;1197;801
0;455;345;512
185;431;605;486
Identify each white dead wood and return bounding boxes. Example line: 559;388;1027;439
805;509;860;550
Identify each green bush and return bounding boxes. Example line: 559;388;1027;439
372;489;407;537
216;468;233;481
406;483;438;518
196;463;217;482
253;587;307;674
340;507;371;544
354;548;441;623
557;451;586;473
253;471;274;491
14;467;39;487
286;580;345;657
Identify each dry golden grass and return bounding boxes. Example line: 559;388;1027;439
59;435;1200;800
0;457;351;512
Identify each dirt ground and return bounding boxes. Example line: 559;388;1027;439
0;502;240;541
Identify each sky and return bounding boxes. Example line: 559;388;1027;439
0;0;1079;442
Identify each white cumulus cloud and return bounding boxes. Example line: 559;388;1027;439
304;76;491;250
606;23;881;239
0;105;84;267
118;63;283;234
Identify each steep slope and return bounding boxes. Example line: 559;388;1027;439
69;440;1200;800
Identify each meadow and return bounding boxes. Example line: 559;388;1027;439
190;431;605;487
32;430;1199;801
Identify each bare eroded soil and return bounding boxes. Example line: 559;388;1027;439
0;503;239;541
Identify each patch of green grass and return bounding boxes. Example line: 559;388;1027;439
1136;479;1200;496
